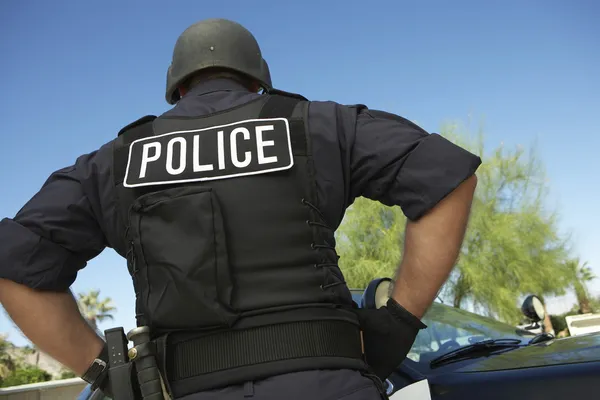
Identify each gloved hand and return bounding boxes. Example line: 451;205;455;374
355;297;427;380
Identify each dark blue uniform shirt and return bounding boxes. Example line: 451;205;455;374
0;79;481;291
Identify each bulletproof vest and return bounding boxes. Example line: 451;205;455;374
112;91;356;335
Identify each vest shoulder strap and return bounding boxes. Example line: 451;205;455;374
117;115;157;137
260;93;316;208
111;116;157;252
259;93;308;156
113;116;157;186
264;87;308;101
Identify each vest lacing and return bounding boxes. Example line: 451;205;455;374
301;198;347;291
124;225;146;322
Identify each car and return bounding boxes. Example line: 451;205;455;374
357;278;600;400
78;278;600;400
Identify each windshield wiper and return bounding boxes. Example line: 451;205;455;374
429;338;525;368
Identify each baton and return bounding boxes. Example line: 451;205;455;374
127;326;166;400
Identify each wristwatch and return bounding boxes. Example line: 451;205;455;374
81;343;109;387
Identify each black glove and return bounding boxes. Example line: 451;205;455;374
355;297;427;380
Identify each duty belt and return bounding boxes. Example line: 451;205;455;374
155;320;368;398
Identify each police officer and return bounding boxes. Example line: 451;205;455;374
0;18;480;400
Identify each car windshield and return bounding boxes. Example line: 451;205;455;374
406;302;535;368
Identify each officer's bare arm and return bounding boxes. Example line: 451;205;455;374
0;278;104;376
391;174;477;319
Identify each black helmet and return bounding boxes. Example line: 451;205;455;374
165;18;272;104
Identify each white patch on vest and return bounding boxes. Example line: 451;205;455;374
123;118;294;188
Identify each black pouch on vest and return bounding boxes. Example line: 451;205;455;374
127;185;239;331
354;298;427;380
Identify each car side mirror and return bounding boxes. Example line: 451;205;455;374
521;295;545;323
361;278;393;309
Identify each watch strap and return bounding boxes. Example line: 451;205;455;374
82;342;109;386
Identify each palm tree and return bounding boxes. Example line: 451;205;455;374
566;259;596;314
77;290;117;332
0;335;17;380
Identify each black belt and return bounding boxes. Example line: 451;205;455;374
157;320;368;397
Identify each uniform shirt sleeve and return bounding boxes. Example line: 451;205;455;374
349;107;482;220
0;151;109;291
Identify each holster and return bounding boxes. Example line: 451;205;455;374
105;327;139;400
106;362;138;400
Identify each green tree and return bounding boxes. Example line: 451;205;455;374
336;198;407;289
0;335;17;380
59;369;78;379
0;336;54;388
336;122;575;324
77;289;116;331
565;258;596;314
590;295;600;313
0;366;52;388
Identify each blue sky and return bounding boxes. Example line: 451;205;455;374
1;0;598;345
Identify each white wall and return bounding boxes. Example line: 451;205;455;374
0;378;87;400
